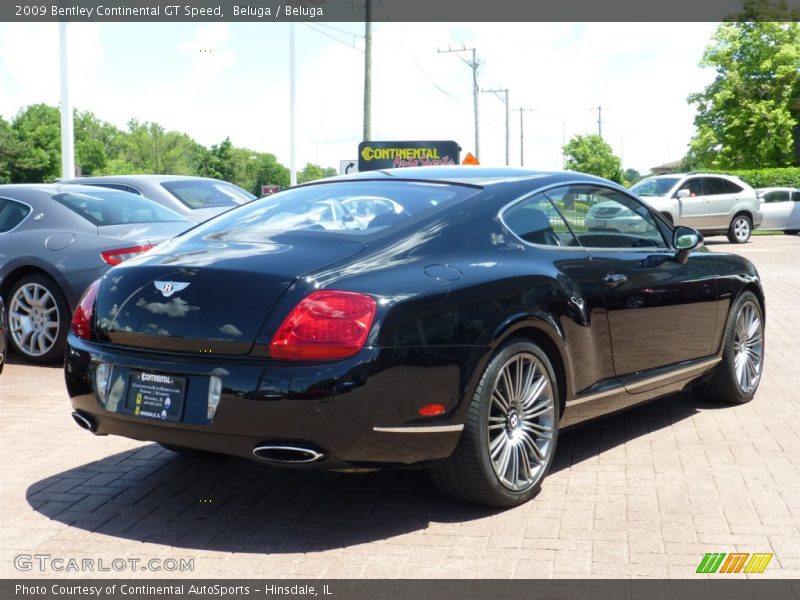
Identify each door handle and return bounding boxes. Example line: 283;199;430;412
602;273;627;288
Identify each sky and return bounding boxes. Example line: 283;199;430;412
0;21;720;175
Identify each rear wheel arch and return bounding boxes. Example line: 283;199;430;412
740;282;765;322
489;321;569;420
1;265;62;302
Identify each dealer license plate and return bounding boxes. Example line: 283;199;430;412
126;371;186;422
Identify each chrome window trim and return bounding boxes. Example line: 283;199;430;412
498;180;670;252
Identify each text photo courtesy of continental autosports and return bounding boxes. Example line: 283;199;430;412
1;0;800;595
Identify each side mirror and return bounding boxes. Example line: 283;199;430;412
673;226;702;264
676;189;690;199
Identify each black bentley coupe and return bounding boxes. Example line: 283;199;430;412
65;167;765;507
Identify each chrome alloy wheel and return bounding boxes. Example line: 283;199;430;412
733;300;763;394
9;282;61;357
487;352;556;492
733;216;750;242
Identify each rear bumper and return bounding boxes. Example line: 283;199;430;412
65;335;474;468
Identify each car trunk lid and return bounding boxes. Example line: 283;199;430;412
94;238;365;354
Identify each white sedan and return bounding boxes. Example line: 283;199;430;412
756;188;800;234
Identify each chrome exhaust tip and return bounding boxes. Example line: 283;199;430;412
252;444;326;464
71;411;97;433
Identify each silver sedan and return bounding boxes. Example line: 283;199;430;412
0;184;191;363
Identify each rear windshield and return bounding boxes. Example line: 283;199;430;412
53;190;187;226
630;177;680;197
161;180;256;209
195;181;480;242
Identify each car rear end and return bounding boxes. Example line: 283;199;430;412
64;180;481;469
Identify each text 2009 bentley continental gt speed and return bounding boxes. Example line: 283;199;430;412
65;167;766;507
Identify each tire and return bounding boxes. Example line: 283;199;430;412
696;291;764;404
7;274;70;364
784;230;799;235
429;340;560;507
727;214;752;243
159;443;223;459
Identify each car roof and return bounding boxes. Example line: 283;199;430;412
646;172;743;179
61;175;226;184
318;166;613;188
0;183;133;196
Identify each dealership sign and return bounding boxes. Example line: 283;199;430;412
358;141;460;171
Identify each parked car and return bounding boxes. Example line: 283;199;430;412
585;200;654;233
755;187;800;234
630;173;762;243
0;184;192;364
61;175;256;224
0;296;5;375
65;167;765;507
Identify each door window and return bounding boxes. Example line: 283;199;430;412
678;179;703;197
546;185;667;249
502;192;577;247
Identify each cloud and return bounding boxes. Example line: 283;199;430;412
135;297;199;317
218;324;243;337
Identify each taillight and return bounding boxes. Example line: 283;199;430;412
71;279;102;340
100;244;154;266
270;290;377;360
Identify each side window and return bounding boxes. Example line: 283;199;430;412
0;198;31;232
764;190;789;203
550;185;667;249
502;192;577;247
721;179;744;193
679;178;703;197
702;178;728;195
793;191;800;202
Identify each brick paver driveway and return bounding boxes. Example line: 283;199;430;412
1;235;798;579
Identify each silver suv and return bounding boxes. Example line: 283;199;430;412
630;173;762;243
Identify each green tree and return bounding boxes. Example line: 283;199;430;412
562;134;623;183
688;16;800;169
11;104;62;181
297;162;337;184
0;116;49;183
623;168;642;186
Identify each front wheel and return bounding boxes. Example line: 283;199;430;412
429;340;560;507
727;214;752;243
696;291;764;404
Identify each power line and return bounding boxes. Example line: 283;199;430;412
315;23;364;40
302;23;363;52
377;3;470;108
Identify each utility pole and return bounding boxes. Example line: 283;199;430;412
482;88;509;165
513;107;533;166
289;23;296;186
438;46;480;159
58;22;74;179
363;0;372;141
591;105;603;138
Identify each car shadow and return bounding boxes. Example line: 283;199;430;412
26;390;713;553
